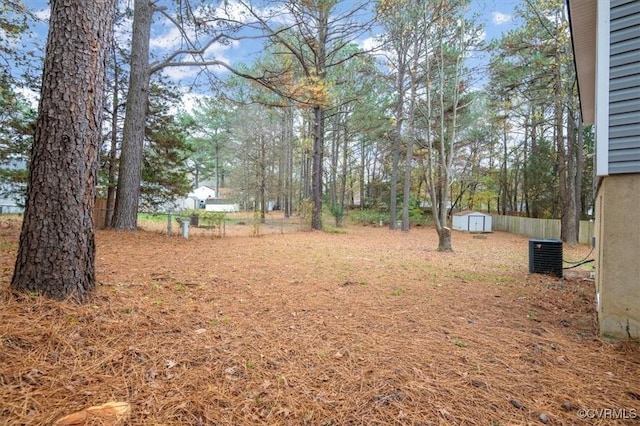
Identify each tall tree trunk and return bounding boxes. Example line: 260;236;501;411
214;140;220;197
522;107;531;217
575;110;584;223
555;58;576;244
11;0;116;301
359;139;366;209
401;102;415;232
301;115;311;201
329;115;339;207
401;39;421;232
500;109;509;215
311;105;324;230
389;62;405;230
113;0;151;230
105;47;120;228
285;106;294;218
434;8;463;252
259;135;266;223
389;129;401;230
529;108;540;217
310;5;329;231
338;115;349;227
563;105;578;244
194;164;200;189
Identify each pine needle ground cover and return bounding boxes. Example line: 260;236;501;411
1;215;638;425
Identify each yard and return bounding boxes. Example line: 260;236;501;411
1;214;639;425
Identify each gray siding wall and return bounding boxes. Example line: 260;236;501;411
609;0;640;174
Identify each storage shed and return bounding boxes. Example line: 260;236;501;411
452;211;492;233
205;198;239;213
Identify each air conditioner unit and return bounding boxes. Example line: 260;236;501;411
528;239;563;278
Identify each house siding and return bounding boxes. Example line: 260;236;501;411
608;0;640;174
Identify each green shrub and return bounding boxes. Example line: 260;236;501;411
200;211;226;228
348;209;388;226
348;205;432;227
329;203;345;227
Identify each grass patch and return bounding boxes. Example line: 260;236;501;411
323;225;348;234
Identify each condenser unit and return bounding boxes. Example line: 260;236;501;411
528;239;563;278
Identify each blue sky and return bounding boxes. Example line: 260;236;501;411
21;0;522;98
481;0;521;40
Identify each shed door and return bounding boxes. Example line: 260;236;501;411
468;215;485;232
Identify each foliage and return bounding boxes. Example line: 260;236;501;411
0;84;34;206
139;80;193;211
227;103;282;219
348;209;389;226
487;0;585;240
0;2;37;206
329;202;344;227
323;225;348;234
1;0;593;245
0;0;30;77
297;197;314;230
182;96;233;189
523;138;557;218
199;211;226;228
407;195;430;226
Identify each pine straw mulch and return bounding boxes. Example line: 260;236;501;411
1;215;640;425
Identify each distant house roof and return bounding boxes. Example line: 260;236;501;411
189;186;216;200
566;0;597;124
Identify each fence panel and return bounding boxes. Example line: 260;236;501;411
491;215;594;244
578;220;595;245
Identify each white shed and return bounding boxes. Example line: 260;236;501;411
205;198;239;213
452;211;492;232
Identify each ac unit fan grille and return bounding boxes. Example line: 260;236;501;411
528;239;563;278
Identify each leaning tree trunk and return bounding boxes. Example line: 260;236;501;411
11;0;116;301
113;0;152;230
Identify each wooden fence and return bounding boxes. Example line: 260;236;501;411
491;215;594;245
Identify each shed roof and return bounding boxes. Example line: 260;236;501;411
452;210;490;217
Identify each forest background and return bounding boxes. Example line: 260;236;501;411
1;0;591;251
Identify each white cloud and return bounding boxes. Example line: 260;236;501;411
149;0;261;51
358;36;383;53
215;0;253;23
149;21;183;50
159;40;236;81
180;92;209;113
160;61;227;81
492;11;512;25
34;8;50;21
15;86;39;109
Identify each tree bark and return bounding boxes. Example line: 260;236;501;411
338;114;349;227
105;45;120;228
438;227;452;252
389;62;405;230
11;0;116;301
113;0;152;230
311;105;324;230
563;105;578;244
310;3;329;231
401;39;421;232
